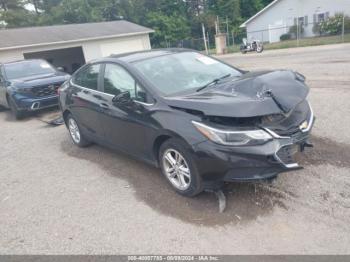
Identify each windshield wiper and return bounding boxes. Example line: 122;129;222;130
196;74;231;92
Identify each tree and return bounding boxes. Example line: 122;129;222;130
146;11;190;47
319;13;349;35
0;0;23;11
0;0;38;28
0;0;276;47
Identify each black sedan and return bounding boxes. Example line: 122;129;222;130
0;59;70;119
59;49;314;197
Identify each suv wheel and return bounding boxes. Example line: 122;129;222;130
66;114;90;147
159;138;203;197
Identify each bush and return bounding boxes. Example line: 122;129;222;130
288;24;304;38
319;13;350;35
320;13;343;35
280;33;291;41
312;23;324;36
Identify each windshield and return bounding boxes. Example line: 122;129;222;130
4;60;56;80
133;52;242;96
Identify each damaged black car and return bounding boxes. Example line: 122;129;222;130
59;49;314;197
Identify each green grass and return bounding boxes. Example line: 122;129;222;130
218;34;350;54
265;34;350;50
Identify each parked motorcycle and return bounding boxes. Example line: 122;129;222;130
240;38;264;54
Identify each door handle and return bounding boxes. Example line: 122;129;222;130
99;103;109;109
83;90;90;94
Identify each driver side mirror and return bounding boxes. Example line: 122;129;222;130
112;91;132;105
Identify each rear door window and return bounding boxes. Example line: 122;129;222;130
73;64;100;90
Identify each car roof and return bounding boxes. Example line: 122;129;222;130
2;59;46;65
108;48;195;63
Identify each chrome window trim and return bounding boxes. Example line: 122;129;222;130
70;79;107;96
70;79;155;106
134;100;154;106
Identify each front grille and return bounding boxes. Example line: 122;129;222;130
32;83;62;97
276;145;298;166
273;126;301;136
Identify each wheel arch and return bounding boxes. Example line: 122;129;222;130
152;131;192;167
62;109;72;125
5;92;10;108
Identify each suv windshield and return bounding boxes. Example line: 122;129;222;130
4;60;56;80
133;52;242;96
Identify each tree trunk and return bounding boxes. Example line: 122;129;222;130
0;0;8;11
33;0;39;14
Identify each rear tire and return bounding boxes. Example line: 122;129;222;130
159;138;203;197
8;98;25;120
66;113;91;147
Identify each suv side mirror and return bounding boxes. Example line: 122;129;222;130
112;91;131;104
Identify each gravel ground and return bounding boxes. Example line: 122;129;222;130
1;44;350;255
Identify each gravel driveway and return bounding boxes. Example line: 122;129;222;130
1;43;350;254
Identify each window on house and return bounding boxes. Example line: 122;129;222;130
314;12;330;24
318;13;325;22
294;16;308;26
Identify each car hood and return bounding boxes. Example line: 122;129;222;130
163;70;309;118
10;72;70;88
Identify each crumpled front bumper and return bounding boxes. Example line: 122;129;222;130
12;93;59;111
191;107;315;183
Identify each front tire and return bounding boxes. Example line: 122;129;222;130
159;138;203;197
8;98;25;119
66;114;91;147
256;45;264;53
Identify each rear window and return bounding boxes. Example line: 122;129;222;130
4;60;56;80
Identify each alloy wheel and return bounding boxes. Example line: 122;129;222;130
162;149;191;191
68;118;81;144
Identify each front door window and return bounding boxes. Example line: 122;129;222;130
103;63;149;103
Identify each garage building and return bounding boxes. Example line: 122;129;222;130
0;20;154;73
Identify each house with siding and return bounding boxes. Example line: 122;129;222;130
240;0;350;43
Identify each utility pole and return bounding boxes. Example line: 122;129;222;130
342;13;345;43
216;16;220;34
226;16;230;46
202;23;208;55
207;31;210;51
296;0;300;47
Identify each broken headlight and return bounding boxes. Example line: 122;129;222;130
14;86;32;94
192;121;272;146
